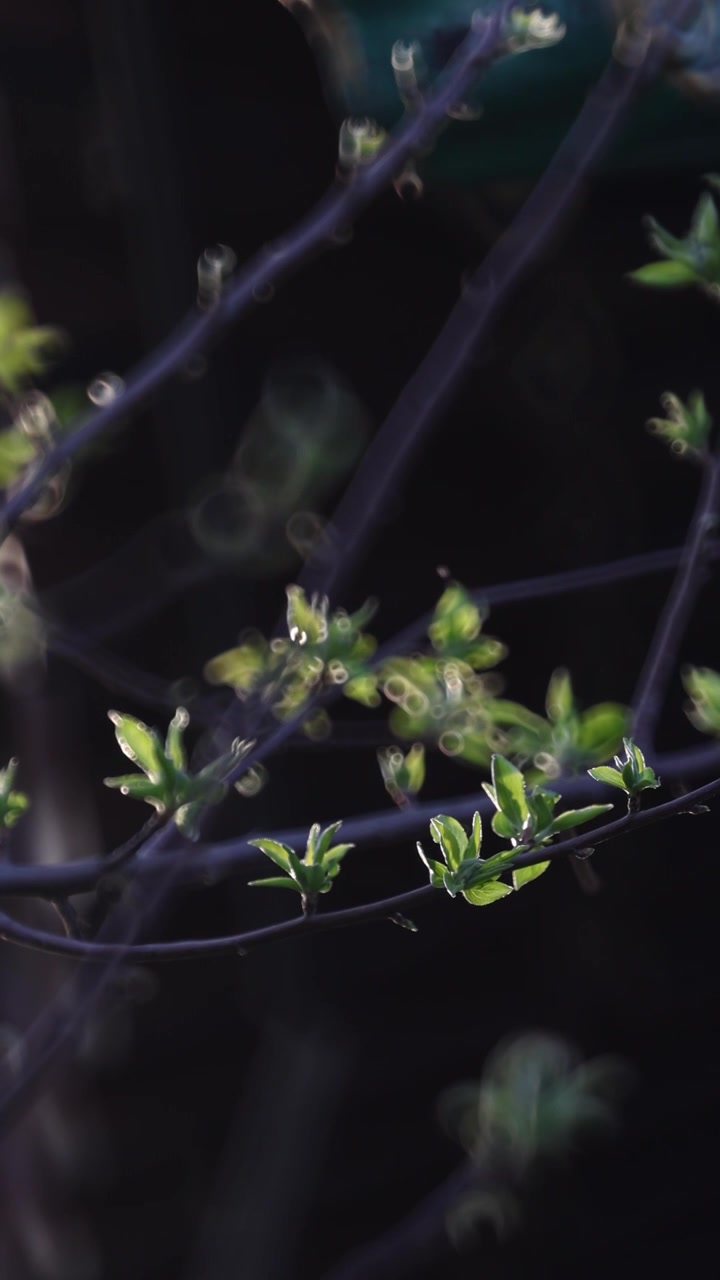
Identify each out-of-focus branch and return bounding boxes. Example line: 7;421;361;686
0;2;514;542
632;447;720;752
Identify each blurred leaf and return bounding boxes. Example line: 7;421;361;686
546;669;573;723
683;666;720;735
628;260;699;286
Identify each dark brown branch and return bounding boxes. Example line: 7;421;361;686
1;773;718;965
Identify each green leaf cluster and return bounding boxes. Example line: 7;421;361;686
248;821;354;911
588;738;659;799
0;759;29;830
683;666;720;737
104;708;251;839
379;583;506;763
0;290;65;397
628;181;720;294
484;670;628;778
417;810;514;905
483;754;612;890
439;1033;629;1178
647;390;712;459
204;588;379;727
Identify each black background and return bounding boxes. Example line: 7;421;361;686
1;1;719;1277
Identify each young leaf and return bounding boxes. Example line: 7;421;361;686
108;711;165;779
489;755;529;830
462;881;513;906
322;844;354;868
287;848;307;884
491;810;516;840
551;804;613;834
165;707;189;771
103;775;167;810
417;841;446;888
546;669;573;723
692;192;719;242
587;766;627;790
628;261;699;287
305;823;321;864
430;815;468;871
315;820;344;861
247;837;295;871
470;811;482;859
513;861;550;890
248;876;303;893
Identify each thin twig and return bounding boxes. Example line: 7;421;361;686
1;773;718;965
2;738;719;901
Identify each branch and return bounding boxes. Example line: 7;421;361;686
2;739;720;901
2;774;718;965
298;0;699;604
0;3;514;541
632;447;720;751
379;541;720;663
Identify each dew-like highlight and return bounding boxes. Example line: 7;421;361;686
87;372;125;407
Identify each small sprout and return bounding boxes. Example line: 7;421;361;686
483;754;612;847
0;759;29;831
197;244;237;309
391;40;423;102
204;589;378;723
417;810;514;906
248;820;354;914
104;709;251;839
338;118;387;171
588;738;660;806
427;581;505;669
482;754;613;888
378;743;425;806
505;6;567;54
647;390;712;460
286;584;329;646
629;183;720;295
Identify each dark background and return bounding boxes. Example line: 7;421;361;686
1;1;719;1276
